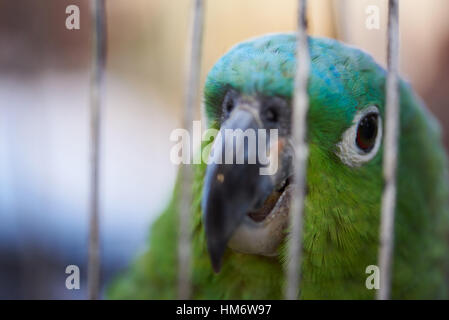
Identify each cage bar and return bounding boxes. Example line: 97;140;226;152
285;0;310;300
377;0;400;300
177;0;205;300
88;0;106;300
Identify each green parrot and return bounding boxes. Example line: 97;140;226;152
108;33;449;299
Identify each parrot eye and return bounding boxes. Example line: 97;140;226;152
225;98;234;113
336;106;382;167
222;89;238;118
356;113;378;152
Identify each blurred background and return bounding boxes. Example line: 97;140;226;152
0;0;448;299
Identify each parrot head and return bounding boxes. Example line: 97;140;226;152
201;34;386;272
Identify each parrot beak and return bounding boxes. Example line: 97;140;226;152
201;103;277;273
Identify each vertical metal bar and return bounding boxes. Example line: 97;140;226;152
177;0;205;300
88;0;106;300
285;0;310;300
377;0;400;300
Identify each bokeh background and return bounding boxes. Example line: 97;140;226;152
0;0;448;299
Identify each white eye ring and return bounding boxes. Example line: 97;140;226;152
336;106;382;167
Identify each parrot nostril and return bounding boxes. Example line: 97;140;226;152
264;106;279;123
